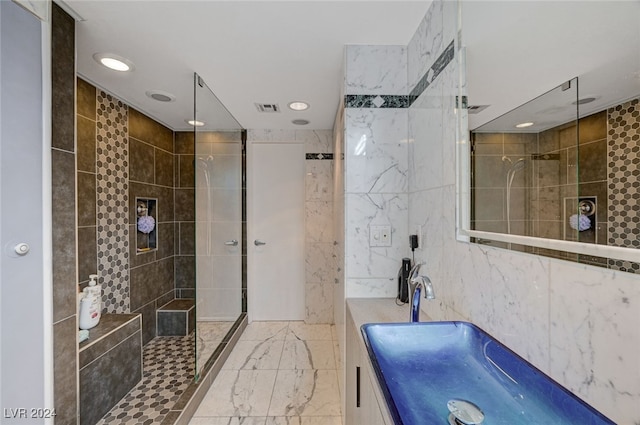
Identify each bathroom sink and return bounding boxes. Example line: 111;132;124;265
361;322;615;425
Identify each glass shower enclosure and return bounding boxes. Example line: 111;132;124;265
193;73;246;380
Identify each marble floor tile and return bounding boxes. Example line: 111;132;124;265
333;340;341;370
190;321;343;425
223;339;285;370
268;370;341;417
198;321;235;340
266;417;342;425
240;321;290;341
279;340;336;370
194;370;278;417
286;322;333;341
190;418;267;425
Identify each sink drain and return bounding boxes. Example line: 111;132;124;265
447;399;484;425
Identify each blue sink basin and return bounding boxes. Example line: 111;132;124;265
361;322;615;425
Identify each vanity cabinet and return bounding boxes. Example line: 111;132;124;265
345;310;390;425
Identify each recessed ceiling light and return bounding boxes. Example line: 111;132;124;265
515;122;534;128
146;90;176;103
288;101;310;111
292;119;310;126
185;119;205;127
93;53;134;72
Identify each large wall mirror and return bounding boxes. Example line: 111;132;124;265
456;1;640;271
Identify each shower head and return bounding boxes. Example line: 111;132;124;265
503;156;526;172
196;155;214;170
511;157;526;171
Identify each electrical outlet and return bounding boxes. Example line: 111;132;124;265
380;225;391;246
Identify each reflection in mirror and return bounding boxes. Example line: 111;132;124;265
459;1;640;273
469;78;639;272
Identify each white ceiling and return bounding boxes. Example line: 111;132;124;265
65;0;432;131
63;1;639;133
462;1;640;131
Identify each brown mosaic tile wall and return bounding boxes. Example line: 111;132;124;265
128;108;177;344
96;91;130;312
52;4;78;423
76;79;194;344
608;98;640;273
174;131;196;299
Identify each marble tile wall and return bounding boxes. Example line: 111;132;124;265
344;45;409;298
303;130;335;324
331;105;346;399
402;0;640;422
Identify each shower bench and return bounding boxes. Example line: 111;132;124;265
78;313;142;425
156;298;195;336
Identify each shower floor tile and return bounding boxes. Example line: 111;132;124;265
96;335;194;425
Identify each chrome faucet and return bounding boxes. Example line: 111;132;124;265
409;263;435;322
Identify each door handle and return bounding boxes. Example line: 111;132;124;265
14;243;30;256
224;240;238;246
254;240;266;246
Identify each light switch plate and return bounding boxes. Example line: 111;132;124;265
370;225;392;247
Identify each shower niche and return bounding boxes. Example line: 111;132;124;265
563;196;598;244
135;197;157;253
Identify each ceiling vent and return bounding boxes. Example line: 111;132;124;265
255;103;280;113
467;105;490;114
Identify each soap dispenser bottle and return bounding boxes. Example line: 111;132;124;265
79;287;100;330
86;274;101;299
88;274;102;321
79;274;102;329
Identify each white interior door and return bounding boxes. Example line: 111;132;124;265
249;142;305;321
1;0;52;414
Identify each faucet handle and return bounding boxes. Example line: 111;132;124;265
409;261;424;282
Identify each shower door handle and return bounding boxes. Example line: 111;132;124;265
254;240;267;246
225;240;238;246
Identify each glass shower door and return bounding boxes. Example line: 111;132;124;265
194;74;244;379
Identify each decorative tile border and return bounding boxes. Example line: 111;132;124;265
408;40;455;104
96;91;130;313
607;98;640;273
306;153;334;160
344;95;409;109
344;39;455;109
